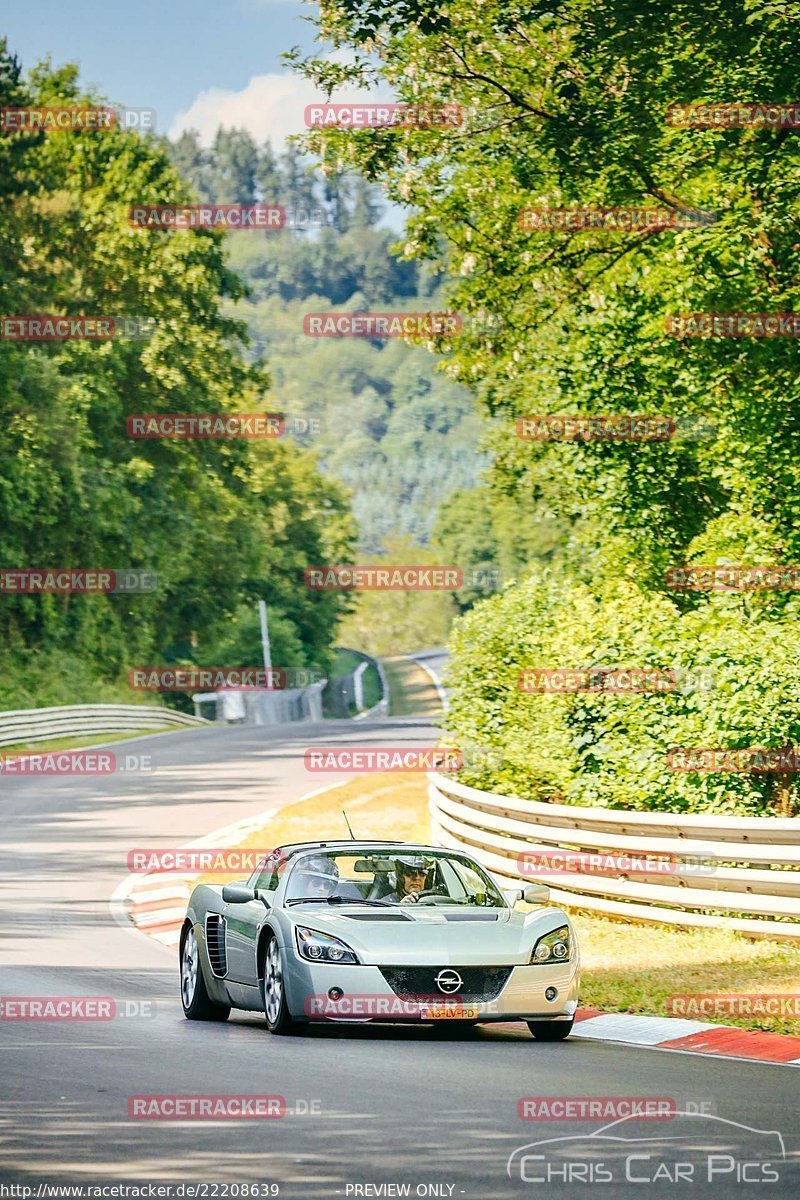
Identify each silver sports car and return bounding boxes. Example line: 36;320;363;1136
179;840;580;1039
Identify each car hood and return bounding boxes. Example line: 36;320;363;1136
285;905;569;966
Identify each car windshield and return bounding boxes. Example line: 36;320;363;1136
282;849;507;907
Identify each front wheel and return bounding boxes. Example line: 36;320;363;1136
527;1019;574;1041
262;936;300;1035
180;926;230;1022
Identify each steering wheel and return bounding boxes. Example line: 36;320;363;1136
401;889;443;906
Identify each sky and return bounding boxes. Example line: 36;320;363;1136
3;0;379;146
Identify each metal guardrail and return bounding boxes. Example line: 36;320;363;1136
327;648;388;719
355;652;389;718
428;771;800;941
0;703;207;749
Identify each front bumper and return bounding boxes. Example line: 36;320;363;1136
283;958;580;1023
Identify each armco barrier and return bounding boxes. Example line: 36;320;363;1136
428;771;800;941
0;703;207;749
325;648;388;719
243;680;326;724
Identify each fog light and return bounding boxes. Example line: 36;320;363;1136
545;987;558;1002
328;987;343;1001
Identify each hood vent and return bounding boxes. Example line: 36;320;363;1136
205;913;228;977
443;912;500;922
340;912;412;921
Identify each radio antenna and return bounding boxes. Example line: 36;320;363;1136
342;810;356;840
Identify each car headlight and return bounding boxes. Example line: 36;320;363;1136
530;925;571;964
295;926;360;964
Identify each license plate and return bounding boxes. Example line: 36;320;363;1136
420;1004;479;1020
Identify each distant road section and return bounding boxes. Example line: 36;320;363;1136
381;654;444;716
406;647;448;710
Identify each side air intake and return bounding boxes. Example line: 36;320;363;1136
205;914;228;978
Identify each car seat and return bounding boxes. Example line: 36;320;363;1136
367;869;396;901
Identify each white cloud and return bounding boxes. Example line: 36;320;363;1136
169;70;381;148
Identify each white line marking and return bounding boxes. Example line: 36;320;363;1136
406;654;448;711
572;1013;726;1045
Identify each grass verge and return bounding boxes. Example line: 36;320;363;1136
194;772;430;892
196;771;800;1036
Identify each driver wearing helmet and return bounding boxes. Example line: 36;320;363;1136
384;855;432;904
288;854;362;901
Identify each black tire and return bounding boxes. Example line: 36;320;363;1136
261;934;300;1035
527;1019;574;1041
180;925;230;1022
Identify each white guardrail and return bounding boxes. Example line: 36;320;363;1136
0;704;207;749
428;771;800;941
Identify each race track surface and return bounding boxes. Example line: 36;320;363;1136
2;719;798;1198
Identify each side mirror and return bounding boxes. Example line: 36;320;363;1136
222;883;257;904
523;883;551;906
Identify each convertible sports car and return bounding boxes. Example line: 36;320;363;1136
179;840;580;1039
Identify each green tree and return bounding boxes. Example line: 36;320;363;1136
291;0;800;581
336;536;457;656
209;127;260;203
287;2;800;811
0;42;356;706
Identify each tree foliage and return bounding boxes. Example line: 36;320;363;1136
0;43;356;706
291;0;800;811
168;127;484;553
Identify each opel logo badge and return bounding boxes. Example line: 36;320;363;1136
435;969;463;994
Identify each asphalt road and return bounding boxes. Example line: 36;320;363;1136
2;718;799;1198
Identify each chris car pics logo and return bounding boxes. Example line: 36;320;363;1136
507;1112;785;1185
